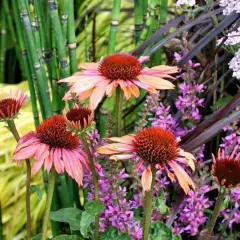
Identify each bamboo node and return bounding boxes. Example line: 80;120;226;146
34;63;41;70
59;59;68;68
68;43;77;49
111;20;119;26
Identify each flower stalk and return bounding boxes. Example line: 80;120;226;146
142;164;156;240
42;168;56;240
7;120;31;240
115;87;124;137
81;134;99;239
205;189;226;240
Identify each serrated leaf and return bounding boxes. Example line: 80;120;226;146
100;227;131;240
31;233;42;240
50;208;82;230
30;185;42;201
80;201;105;237
53;235;84;240
149;221;172;240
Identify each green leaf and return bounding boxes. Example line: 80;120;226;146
53;235;84;240
172;235;182;240
155;190;169;215
149;221;172;240
31;233;42;240
80;200;105;237
30;185;42;201
50;208;82;230
100;227;131;240
220;195;230;210
211;96;233;111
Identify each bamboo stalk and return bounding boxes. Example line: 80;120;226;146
18;0;53;118
59;0;69;44
153;0;168;65
134;0;144;45
0;5;6;83
68;0;78;74
12;0;40;127
48;0;71;111
107;0;122;54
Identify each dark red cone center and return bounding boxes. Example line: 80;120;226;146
66;107;92;127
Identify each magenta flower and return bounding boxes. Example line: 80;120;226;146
12;115;89;185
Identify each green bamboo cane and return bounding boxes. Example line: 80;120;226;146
34;0;53;83
12;0;40;127
84;9;89;62
143;0;149;24
139;0;158;46
51;34;60;114
4;0;25;76
18;0;53;118
68;0;78;74
0;6;6;83
48;0;71;111
59;0;69;44
153;0;168;65
134;0;144;45
107;0;122;54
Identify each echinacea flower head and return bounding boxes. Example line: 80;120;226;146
12;115;89;185
63;105;94;134
59;53;178;109
212;147;240;188
97;127;195;194
0;89;27;121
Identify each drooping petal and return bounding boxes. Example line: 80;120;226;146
105;134;136;144
150;65;179;73
13;143;41;161
44;150;54;172
129;84;140;98
15;132;39;152
137;75;175;90
168;161;195;194
52;148;64;174
141;168;152;191
89;80;110;109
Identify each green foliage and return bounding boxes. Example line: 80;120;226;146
149;221;172;240
80;201;105;237
53;235;84;240
31;233;42;240
211;96;233;111
100;227;131;240
50;208;82;231
30;185;42;201
154;189;169;215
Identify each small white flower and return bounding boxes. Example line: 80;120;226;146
175;0;196;7
229;49;240;80
219;0;240;15
217;27;240;46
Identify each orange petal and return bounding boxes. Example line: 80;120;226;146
130;85;140;98
105;134;136;144
138;75;175;90
168;161;195;195
141;168;152;191
110;154;135;160
78;62;99;70
150;65;179;74
78;88;94;101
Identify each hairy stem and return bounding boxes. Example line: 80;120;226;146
115;87;124;137
142;165;156;240
7;120;31;240
81;134;99;240
205;190;225;240
42;168;56;240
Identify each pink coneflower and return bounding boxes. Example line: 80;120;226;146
0;89;27;121
12;115;89;185
97;127;195;194
59;53;178;109
63;105;94;133
212;147;240;188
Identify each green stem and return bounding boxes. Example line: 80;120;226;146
7;120;31;240
142;164;156;240
115;87;124;137
0;201;3;240
42;168;56;240
205;190;225;240
81;135;99;240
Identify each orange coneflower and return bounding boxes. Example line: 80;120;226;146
97;127;195;194
63;105;94;133
212;147;240;188
59;53;178;109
